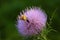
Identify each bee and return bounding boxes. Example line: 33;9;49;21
18;13;27;21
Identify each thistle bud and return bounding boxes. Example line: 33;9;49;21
16;7;47;36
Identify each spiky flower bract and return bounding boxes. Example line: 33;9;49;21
16;7;47;36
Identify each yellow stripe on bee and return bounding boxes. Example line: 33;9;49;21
20;15;27;21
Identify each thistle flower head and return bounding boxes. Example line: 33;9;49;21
16;7;47;36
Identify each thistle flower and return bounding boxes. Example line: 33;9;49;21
16;7;47;36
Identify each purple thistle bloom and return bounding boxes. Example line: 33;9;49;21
16;7;47;36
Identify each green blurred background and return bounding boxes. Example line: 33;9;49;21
0;0;60;40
